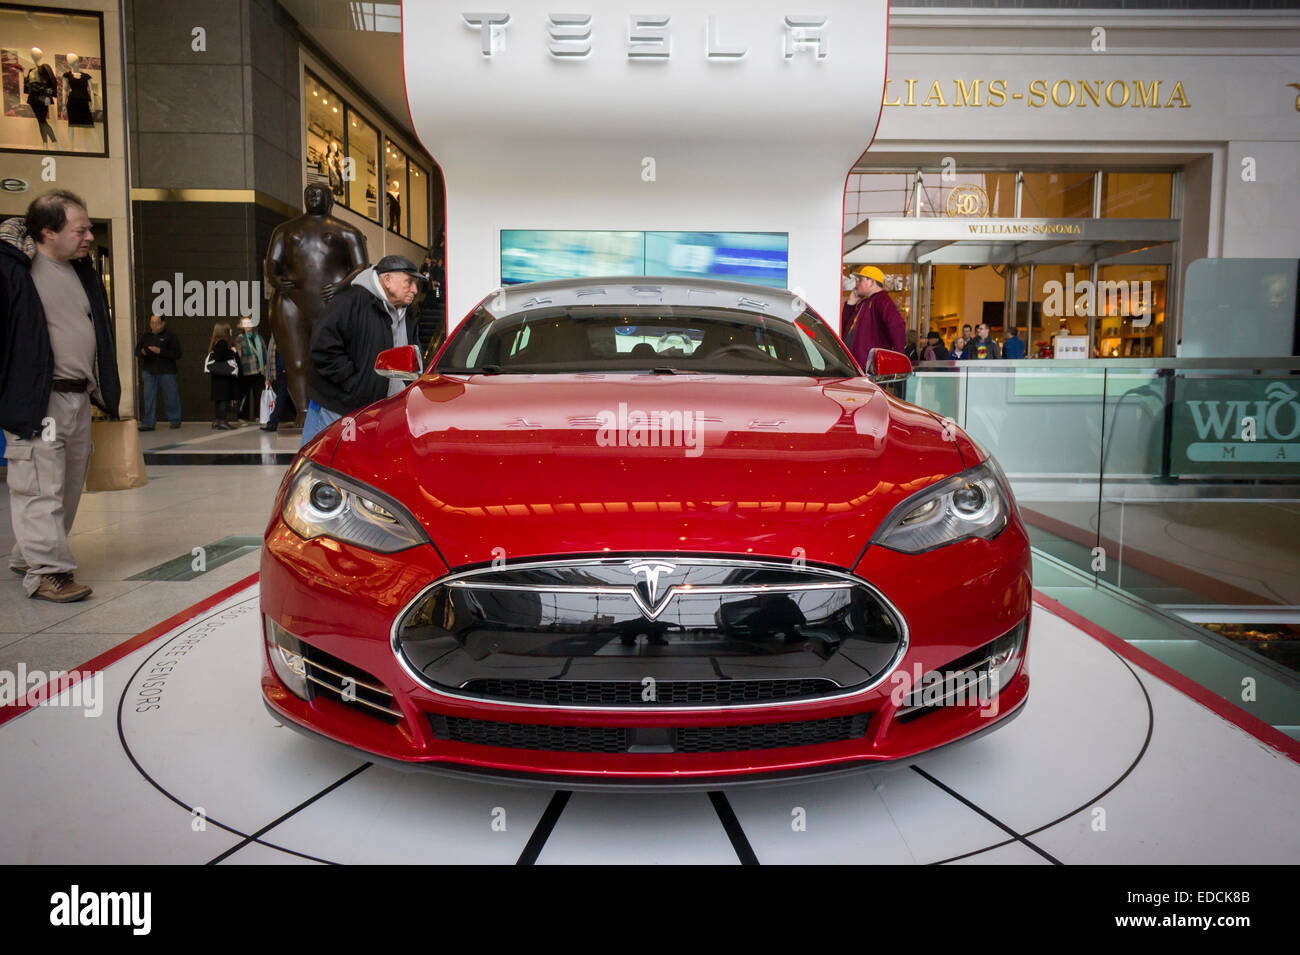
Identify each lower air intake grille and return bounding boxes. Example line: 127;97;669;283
459;678;840;707
428;713;869;754
303;646;401;725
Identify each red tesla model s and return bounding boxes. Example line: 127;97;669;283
260;276;1031;787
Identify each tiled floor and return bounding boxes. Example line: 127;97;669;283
0;422;296;677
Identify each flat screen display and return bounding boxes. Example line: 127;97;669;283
501;230;789;288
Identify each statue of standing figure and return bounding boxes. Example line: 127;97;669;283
264;183;368;426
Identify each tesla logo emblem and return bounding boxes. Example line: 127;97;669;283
628;560;676;607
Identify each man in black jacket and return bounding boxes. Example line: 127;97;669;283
135;313;182;430
302;254;422;445
1;191;121;602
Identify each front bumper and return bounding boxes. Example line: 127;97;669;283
260;515;1032;785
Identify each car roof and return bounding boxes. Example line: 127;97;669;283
484;276;807;321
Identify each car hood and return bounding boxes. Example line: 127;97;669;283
329;373;970;570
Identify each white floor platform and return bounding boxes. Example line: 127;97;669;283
2;585;1297;865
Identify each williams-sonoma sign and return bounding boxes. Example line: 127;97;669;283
884;78;1190;110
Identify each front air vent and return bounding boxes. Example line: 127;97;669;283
303;645;402;725
893;620;1027;724
428;712;870;754
459;678;840;707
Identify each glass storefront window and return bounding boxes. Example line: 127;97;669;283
1100;172;1172;218
305;73;346;204
1;5;107;155
925;264;1010;350
1095;265;1167;358
844;173;913;230
345;107;379;221
1020;172;1094;218
916;171;1017;218
1027;264;1093;358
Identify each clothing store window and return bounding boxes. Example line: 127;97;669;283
345;107;379;221
0;5;107;155
304;73;346;204
384;138;406;235
408;162;429;247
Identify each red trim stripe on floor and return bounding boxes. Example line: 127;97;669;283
0;572;260;728
1033;589;1300;765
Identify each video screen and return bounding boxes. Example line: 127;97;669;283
501;230;789;288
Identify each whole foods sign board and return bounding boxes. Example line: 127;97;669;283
402;1;889;326
1172;378;1300;477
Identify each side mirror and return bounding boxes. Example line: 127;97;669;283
375;345;421;382
866;348;913;382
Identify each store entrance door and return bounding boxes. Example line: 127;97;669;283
844;217;1179;358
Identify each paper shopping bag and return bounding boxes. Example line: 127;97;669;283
84;419;149;492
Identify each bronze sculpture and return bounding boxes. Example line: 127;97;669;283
264;183;368;425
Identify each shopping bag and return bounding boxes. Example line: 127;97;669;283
84;419;149;492
259;386;276;425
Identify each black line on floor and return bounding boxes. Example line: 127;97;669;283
207;763;372;865
911;765;1063;865
929;648;1155;864
709;791;760;865
516;790;572;865
114;595;342;865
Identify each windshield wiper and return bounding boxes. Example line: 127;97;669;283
650;366;678;375
461;365;502;375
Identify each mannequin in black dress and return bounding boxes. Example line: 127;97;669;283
23;47;57;144
62;53;96;150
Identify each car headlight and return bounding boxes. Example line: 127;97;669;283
282;463;427;553
873;461;1010;553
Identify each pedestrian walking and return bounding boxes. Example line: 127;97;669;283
0;191;121;602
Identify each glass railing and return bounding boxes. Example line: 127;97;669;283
905;357;1300;742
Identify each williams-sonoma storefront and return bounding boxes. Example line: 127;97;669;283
847;8;1300;359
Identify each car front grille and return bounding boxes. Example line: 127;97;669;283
428;712;870;754
459;677;840;706
396;556;907;708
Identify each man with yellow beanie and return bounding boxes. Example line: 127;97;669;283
842;265;906;369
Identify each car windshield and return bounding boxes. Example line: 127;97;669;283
435;305;858;377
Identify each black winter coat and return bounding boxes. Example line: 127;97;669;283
207;339;242;402
0;239;121;438
136;328;182;375
308;282;419;416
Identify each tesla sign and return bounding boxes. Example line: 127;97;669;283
461;13;830;60
403;1;888;327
